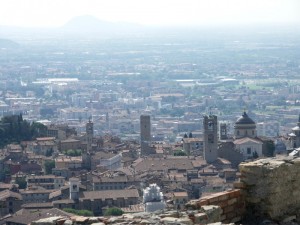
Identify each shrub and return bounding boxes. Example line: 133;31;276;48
104;207;123;216
63;208;94;216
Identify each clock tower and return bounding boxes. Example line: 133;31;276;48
203;114;218;163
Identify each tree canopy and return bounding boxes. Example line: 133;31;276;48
0;114;47;148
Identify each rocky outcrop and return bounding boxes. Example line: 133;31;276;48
30;206;232;225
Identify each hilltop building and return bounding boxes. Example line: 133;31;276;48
218;111;273;166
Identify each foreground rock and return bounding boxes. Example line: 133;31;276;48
30;206;231;225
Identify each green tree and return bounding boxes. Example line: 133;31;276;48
15;177;27;189
104;207;124;216
64;149;81;156
44;160;55;174
63;208;94;216
0;115;47;148
174;150;187;156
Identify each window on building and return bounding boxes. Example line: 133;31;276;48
208;134;214;143
237;130;240;135
247;148;251;154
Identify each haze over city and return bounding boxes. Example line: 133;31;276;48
1;0;300;27
1;1;300;225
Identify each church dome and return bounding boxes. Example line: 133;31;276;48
235;112;255;125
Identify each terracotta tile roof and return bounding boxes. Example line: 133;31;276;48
49;190;62;199
0;190;22;200
133;157;195;172
22;202;53;209
4;208;74;225
81;189;139;200
173;192;188;197
233;137;263;145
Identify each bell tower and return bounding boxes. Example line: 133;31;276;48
140;115;151;156
203;114;218;163
86;118;93;152
219;123;228;140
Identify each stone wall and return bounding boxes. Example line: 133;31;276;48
186;189;245;223
237;156;300;221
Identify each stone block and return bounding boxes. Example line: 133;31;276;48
208;196;220;204
228;189;241;198
227;198;237;206
198;199;209;206
185;200;199;210
194;213;208;224
220;214;227;221
218;200;228;208
224;206;234;214
226;211;236;220
201;205;222;223
230;216;242;223
177;217;193;225
218;194;229;201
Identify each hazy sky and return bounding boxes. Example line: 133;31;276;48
1;0;300;27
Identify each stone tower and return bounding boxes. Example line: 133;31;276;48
82;120;93;170
219;123;228;140
140;115;151;156
203;114;218;163
69;177;80;201
86;119;93;151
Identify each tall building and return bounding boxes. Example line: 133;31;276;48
86;119;93;152
140;115;151;156
69;177;80;201
82;120;93;170
219;123;228;140
203;114;218;163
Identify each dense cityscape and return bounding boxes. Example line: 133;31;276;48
0;10;300;225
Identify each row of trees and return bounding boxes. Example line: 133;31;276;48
0;114;47;148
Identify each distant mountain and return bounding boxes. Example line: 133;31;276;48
61;15;143;35
0;38;19;48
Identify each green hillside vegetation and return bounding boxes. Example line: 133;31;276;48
0;114;47;148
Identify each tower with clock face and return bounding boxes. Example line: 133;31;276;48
203;114;218;163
